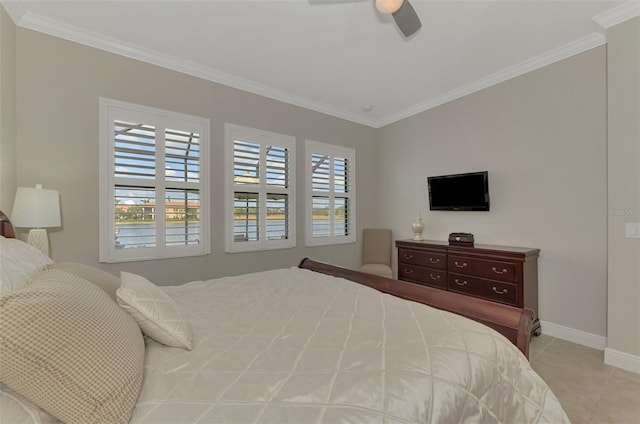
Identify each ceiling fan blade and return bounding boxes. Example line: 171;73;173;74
392;0;421;38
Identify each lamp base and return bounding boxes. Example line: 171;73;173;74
27;228;50;257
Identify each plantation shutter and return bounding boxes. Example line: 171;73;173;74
113;120;158;249
226;124;295;252
310;154;353;238
163;127;202;248
333;156;352;238
305;140;356;246
100;98;210;263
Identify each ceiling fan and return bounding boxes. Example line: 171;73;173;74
317;0;422;38
375;0;422;38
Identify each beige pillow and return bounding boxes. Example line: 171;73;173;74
48;261;120;300
117;272;193;350
0;269;145;424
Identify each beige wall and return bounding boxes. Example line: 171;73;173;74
377;48;608;338
14;28;379;284
9;13;639;359
0;5;16;212
606;17;640;362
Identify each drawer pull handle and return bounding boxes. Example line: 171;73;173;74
403;268;413;275
403;253;414;260
454;279;468;286
454;261;467;268
492;286;508;295
492;267;508;275
429;274;441;280
429;258;440;264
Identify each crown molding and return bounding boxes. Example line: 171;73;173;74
5;5;623;129
593;1;640;31
13;11;379;128
375;32;607;128
0;1;26;23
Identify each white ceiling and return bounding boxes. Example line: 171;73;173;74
3;0;638;127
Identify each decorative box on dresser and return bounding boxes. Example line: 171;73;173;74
396;239;541;336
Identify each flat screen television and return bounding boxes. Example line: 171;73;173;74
428;171;490;211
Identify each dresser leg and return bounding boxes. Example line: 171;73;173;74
531;318;541;337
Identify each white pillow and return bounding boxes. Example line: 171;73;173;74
0;384;57;424
0;236;54;296
117;272;193;350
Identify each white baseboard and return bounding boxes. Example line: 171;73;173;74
540;320;607;350
540;321;640;374
604;348;640;374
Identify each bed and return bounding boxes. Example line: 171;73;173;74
0;211;569;424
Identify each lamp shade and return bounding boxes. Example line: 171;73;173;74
11;185;61;228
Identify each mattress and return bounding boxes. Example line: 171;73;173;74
129;267;568;423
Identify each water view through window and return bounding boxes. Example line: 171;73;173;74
114;190;201;249
115;220;346;248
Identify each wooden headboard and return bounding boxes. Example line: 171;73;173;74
0;210;15;238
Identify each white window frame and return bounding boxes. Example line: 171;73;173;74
305;140;356;247
225;123;296;253
99;98;210;263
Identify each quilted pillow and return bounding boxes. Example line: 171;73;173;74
48;261;120;300
0;269;145;424
117;272;193;350
0;236;53;295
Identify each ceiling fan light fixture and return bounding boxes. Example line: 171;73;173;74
375;0;404;15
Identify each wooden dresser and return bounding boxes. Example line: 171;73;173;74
396;239;541;335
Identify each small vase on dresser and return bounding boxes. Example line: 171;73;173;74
411;212;424;241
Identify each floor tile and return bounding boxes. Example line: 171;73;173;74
529;333;554;361
529;336;640;424
589;368;640;424
537;338;614;380
532;356;607;423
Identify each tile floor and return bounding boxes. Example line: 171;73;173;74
530;334;640;424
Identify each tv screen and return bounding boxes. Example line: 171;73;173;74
428;171;490;211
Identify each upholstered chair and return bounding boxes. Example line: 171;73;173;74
359;228;393;278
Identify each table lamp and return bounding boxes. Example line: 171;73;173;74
11;184;61;257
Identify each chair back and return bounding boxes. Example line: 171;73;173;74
362;228;392;266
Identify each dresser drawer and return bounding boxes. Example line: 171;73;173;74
448;273;518;305
448;255;518;282
396;239;539;336
398;264;447;289
398;249;447;271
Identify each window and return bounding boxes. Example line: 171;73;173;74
305;140;356;246
225;124;295;252
99;98;210;262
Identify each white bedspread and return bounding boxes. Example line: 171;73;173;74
130;267;568;424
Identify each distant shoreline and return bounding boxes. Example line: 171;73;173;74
116;215;344;225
